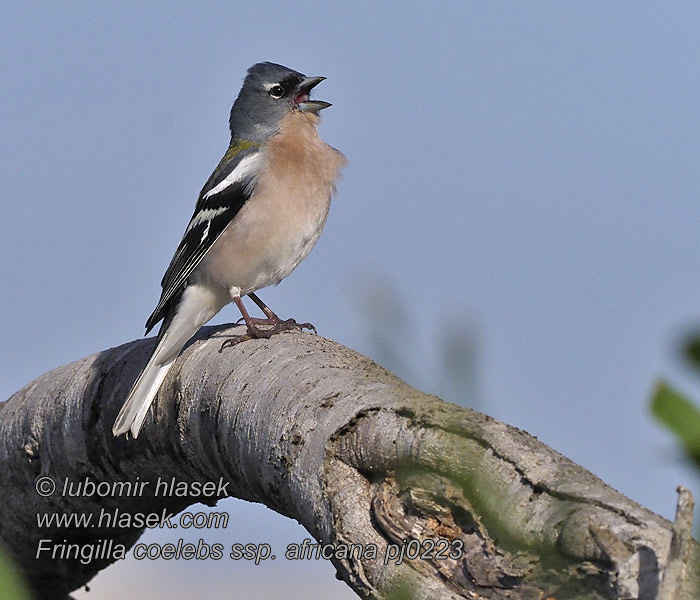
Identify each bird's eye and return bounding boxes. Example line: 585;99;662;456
269;85;284;99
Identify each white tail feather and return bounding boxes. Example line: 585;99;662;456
112;284;222;438
112;355;175;438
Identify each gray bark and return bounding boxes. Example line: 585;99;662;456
0;325;697;600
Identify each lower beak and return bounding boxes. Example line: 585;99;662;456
295;76;332;113
299;100;332;113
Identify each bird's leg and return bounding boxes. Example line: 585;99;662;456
232;292;279;327
220;295;317;351
248;292;317;335
231;294;279;327
219;297;270;350
248;292;282;323
235;296;274;338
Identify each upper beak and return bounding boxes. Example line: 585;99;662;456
295;76;332;113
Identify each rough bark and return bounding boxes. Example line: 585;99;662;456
0;325;697;600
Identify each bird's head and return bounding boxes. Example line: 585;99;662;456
229;62;331;142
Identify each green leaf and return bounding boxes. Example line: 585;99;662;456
651;380;700;466
0;545;32;600
683;335;700;372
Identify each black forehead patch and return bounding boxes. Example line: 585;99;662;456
245;62;304;89
275;73;303;93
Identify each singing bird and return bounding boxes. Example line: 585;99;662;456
113;62;346;438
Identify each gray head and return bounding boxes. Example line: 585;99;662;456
229;62;331;142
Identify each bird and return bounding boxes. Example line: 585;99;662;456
112;62;346;438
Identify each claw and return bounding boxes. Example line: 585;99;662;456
219;333;251;352
298;322;317;335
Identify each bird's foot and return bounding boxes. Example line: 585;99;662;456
220;317;316;351
261;317;317;336
234;316;277;327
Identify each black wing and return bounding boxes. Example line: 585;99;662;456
145;145;261;333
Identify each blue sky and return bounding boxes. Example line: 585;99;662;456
2;3;700;598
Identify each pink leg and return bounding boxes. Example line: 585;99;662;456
220;294;317;351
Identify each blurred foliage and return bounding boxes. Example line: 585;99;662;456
0;544;32;600
682;333;700;372
651;381;700;468
352;277;479;408
651;331;700;472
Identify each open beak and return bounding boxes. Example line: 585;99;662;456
295;76;332;113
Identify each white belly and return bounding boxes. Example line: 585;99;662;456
200;186;331;296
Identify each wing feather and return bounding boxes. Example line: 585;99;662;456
145;145;262;332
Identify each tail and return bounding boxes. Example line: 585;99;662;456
112;350;176;438
113;284;221;438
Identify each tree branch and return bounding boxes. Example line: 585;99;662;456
1;325;697;599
